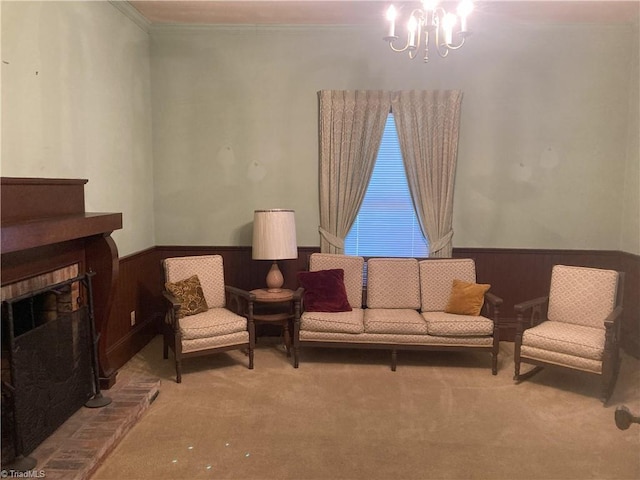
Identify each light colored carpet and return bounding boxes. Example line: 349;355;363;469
91;336;640;480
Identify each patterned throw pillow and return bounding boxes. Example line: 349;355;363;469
444;279;490;316
165;275;209;319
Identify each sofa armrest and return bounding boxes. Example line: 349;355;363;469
482;291;503;322
604;305;623;343
293;285;304;318
514;296;548;332
604;305;623;328
224;285;256;322
293;287;304;327
162;289;182;332
485;291;503;307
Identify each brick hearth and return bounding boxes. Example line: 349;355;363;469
3;375;160;480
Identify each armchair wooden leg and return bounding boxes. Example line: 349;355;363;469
249;347;254;370
293;347;299;368
391;349;397;372
492;328;500;375
515;365;544;383
601;344;620;406
513;324;524;381
175;359;182;384
601;375;618;406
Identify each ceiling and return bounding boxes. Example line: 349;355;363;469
128;0;640;26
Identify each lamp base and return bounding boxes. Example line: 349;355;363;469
265;261;284;292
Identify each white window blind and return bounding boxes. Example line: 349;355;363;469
345;114;429;257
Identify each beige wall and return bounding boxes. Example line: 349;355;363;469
151;18;639;253
621;23;640;255
1;1;154;257
2;2;639;255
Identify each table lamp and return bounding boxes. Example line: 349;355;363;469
252;209;298;292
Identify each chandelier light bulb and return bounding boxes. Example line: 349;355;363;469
422;0;438;11
442;13;457;45
407;15;418;48
408;15;418;33
457;0;474;32
386;5;397;21
386;5;397;39
457;0;474;17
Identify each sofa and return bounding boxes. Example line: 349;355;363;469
293;254;502;374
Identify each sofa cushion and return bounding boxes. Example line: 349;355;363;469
367;258;421;309
445;279;490;316
179;308;247;340
519;346;602;374
300;309;365;334
522;320;605;361
297;269;352;312
548;265;618;329
300;330;493;346
165;275;209;319
422;311;494;336
419;259;476;312
364;308;428;335
164;255;226;308
182;331;249;354
309;254;364;309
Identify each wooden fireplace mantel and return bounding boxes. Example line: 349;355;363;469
1;177;123;388
1;212;123;253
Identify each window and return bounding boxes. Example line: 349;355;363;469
345;114;429;257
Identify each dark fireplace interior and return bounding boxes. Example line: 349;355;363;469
1;274;94;465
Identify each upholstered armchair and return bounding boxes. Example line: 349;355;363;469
162;255;255;383
514;264;624;404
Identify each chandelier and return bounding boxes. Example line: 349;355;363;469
383;0;474;62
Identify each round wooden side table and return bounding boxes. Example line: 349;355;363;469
250;288;294;357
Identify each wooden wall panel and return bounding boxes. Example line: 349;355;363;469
105;246;639;385
619;252;640;357
154;246;319;292
106;247;162;374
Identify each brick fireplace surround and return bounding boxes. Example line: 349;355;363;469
0;177;158;477
1;177;122;388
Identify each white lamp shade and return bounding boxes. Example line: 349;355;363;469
252;209;298;260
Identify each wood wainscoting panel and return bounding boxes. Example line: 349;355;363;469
619;252;640;358
155;246;319;292
106;247;163;375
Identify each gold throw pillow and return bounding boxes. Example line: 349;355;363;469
444;279;490;316
165;275;209;319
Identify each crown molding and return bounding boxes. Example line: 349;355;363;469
110;1;150;33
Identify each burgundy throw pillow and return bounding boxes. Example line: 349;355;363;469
297;269;352;313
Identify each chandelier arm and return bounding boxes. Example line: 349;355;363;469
434;35;465;57
433;22;448;58
435;45;450;58
388;40;412;53
389;16;422;55
444;35;466;50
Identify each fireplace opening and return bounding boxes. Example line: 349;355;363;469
1;271;97;467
